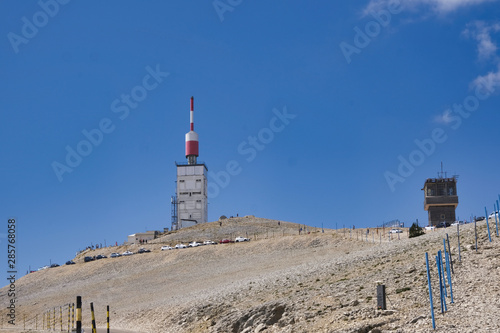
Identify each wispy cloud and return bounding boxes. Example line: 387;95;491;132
364;0;497;16
471;64;500;93
463;21;500;61
464;21;500;93
434;109;454;124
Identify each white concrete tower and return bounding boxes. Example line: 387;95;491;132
175;97;208;229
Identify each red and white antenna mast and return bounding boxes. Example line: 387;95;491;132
185;96;199;164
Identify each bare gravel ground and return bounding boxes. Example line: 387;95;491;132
1;217;499;333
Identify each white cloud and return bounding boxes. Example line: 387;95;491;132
364;0;497;16
471;64;500;93
463;21;500;61
434;109;454;124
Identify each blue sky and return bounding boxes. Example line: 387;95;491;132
1;0;500;277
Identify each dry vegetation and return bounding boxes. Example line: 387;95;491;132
1;216;499;333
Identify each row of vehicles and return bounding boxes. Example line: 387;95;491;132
39;237;251;269
84;248;151;262
161;237;250;250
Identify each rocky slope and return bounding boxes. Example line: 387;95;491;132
1;216;499;333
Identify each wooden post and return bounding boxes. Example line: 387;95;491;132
90;302;97;333
72;303;75;329
107;305;110;333
53;307;56;330
68;304;71;332
60;306;63;331
76;296;82;333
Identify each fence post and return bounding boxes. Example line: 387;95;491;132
90;302;96;333
107;305;110;333
68;304;70;333
425;253;436;330
53;307;56;330
76;296;82;333
72;303;75;329
60;306;63;331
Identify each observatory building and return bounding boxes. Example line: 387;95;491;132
171;97;208;230
422;169;458;227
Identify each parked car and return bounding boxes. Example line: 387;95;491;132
203;240;216;245
65;260;76;265
84;256;95;262
424;226;435;231
235;236;250;242
38;265;49;271
389;229;403;234
137;248;151;253
122;251;134;256
175;243;187;249
95;254;107;259
110;252;121;258
188;241;201;247
220;239;234;244
475;216;485;222
50;263;60;268
489;212;499;219
161;245;173;251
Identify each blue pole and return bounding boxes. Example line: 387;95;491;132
436;252;447;313
475;218;478;252
497;200;500;230
435;254;444;314
441;242;447;298
495;204;499;236
441;254;447;312
425;253;436;330
485;207;492;242
444;249;454;303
